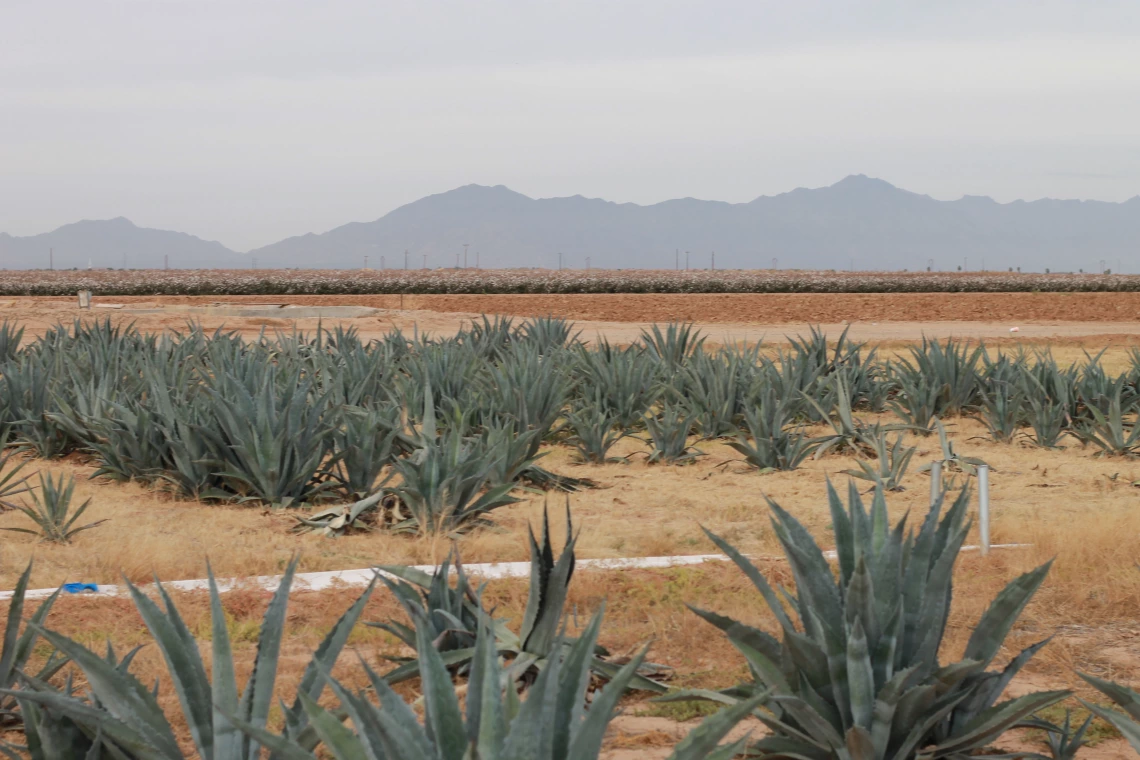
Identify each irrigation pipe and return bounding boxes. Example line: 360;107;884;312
0;544;1029;602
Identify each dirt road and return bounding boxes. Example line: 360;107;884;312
3;292;1139;346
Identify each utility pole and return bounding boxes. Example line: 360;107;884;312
558;252;563;271
252;256;258;270
772;257;778;270
364;255;369;270
586;256;591;271
423;253;427;269
455;253;459;269
463;243;469;268
164;254;169;270
122;253;126;270
476;251;480;269
404;250;409;270
711;251;715;271
49;248;53;270
381;255;385;270
675;249;679;270
685;251;689;270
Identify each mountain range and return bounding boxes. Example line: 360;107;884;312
5;175;1140;272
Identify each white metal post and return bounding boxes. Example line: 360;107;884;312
977;464;991;556
930;460;942;506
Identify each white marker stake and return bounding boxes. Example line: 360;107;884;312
977;464;991;556
930;460;943;506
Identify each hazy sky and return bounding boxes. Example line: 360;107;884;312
3;1;1140;251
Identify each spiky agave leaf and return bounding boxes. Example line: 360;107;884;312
4;556;375;760
675;481;1067;758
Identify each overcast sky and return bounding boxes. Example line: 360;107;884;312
3;1;1140;251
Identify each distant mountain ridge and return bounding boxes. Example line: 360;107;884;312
5;176;1140;271
0;217;240;270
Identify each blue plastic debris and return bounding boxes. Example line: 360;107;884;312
62;583;99;594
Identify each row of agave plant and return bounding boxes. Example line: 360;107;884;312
5;317;1140;534
2;485;1139;758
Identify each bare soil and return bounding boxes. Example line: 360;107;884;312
6;292;1140;347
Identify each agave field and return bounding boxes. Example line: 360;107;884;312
3;318;1140;534
2;316;1140;757
4;267;1140;296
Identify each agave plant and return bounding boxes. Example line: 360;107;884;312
0;561;68;758
571;342;661;431
329;404;410;499
372;507;668;694
392;427;520;536
292;489;400;536
1077;674;1140;753
0;428;33;511
843;430;916;491
4;558;376;760
1021;395;1071;450
564;403;626;464
369;550;481;670
888;371;942;436
679;347;755;439
726;389;816;472
804;376;899;459
0;321;23;361
1020;709;1093;760
643;405;703;465
895;336;985;418
234;606;759;760
517;315;581;354
664;481;1068;759
973;380;1026;444
0;473;107;544
640;322;705;369
204;367;341;506
1072;378;1140;457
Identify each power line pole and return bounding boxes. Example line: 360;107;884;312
463;243;469;268
675;249;679;270
455;253;459;268
364;255;369;270
252;256;258;270
586;256;591;271
476;251;480;269
558;252;563;271
164;254;169;270
711;251;715;271
381;255;385;270
685;251;689;270
404;250;409;269
423;253;427;269
49;248;53;270
772;257;778;270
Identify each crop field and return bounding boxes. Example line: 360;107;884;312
1;303;1139;758
6;267;1140;297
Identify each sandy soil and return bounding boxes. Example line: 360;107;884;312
5;293;1140;347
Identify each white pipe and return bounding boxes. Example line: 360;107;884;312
930;460;943;506
0;544;1030;602
977;464;991;556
